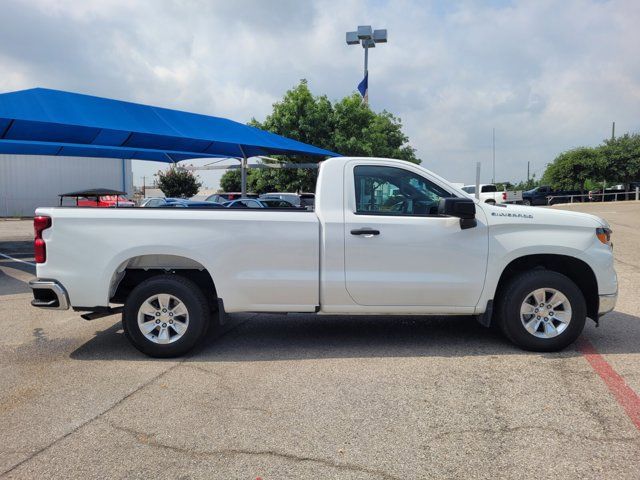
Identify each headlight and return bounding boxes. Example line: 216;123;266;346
596;227;612;247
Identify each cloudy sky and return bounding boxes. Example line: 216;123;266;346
1;0;638;188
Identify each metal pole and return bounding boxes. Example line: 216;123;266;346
364;45;368;76
475;162;481;200
527;161;530;184
492;128;495;184
635;186;639;201
363;46;369;105
238;146;248;198
611;121;615;141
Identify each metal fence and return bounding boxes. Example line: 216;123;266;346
547;187;640;205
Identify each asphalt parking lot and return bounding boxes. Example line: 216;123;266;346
1;204;639;479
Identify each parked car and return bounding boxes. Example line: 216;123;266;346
259;192;315;209
523;186;584;206
76;195;135;208
587;188;636;202
59;189;135;208
159;200;224;209
140;198;223;208
30;156;616;357
460;184;521;204
140;197;180;207
205;192;259;203
223;198;298;209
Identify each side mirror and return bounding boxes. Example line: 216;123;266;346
438;197;477;229
438;197;476;219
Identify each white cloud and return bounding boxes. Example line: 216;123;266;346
1;0;639;187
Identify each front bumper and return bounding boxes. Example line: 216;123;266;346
598;292;617;317
29;279;70;310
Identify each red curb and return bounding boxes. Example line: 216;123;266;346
576;338;640;430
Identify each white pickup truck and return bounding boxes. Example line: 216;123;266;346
461;184;523;204
30;157;617;357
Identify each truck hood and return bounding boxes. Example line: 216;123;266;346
478;202;609;229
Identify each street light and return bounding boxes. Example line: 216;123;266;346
346;25;387;104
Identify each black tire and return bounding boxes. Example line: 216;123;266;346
485;199;496;205
123;274;210;358
523;199;531;206
496;270;586;352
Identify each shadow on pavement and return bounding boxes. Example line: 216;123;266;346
69;310;640;362
0;240;33;255
0;260;34;295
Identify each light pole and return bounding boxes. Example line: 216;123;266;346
346;25;387;104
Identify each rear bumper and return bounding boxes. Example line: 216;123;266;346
598;292;617;317
29;279;70;310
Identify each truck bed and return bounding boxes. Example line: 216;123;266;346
36;207;320;312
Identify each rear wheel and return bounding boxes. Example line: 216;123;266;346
123;274;210;357
496;270;586;352
485;199;496;205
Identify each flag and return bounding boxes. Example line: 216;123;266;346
357;72;368;104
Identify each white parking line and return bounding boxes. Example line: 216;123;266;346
0;252;36;266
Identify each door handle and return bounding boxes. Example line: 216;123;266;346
350;228;380;236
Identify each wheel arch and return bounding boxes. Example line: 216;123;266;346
108;254;218;307
493;254;598;320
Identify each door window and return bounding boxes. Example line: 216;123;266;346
354;165;454;216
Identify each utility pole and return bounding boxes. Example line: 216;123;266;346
492;128;496;184
611;121;615;141
142;176;146;198
527;161;530;184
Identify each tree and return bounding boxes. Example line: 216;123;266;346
602;133;640;190
332;94;418;162
541;147;606;192
220;80;419;193
541;133;640;193
219;169;241;192
156;167;202;198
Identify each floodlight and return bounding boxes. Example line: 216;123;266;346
362;38;375;48
357;25;373;39
346;31;359;45
373;29;387;43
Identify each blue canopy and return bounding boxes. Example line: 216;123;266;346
0;88;339;161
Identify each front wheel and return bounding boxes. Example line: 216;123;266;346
123;274;210;357
522;199;531;206
496;270;586;352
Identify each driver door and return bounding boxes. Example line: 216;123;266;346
343;161;488;308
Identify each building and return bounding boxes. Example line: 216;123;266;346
0;155;133;217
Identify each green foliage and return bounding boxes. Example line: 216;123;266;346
541;147;606;191
221;80;420;193
219;169;241;192
156;167;202;198
601;133;640;187
332;94;418;162
541;133;640;191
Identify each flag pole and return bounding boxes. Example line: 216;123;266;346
363;45;369;105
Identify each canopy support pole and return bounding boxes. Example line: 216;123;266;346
238;146;248;198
